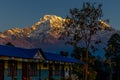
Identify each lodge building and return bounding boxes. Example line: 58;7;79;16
0;45;83;80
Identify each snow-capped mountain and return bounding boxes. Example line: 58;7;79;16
31;15;64;38
0;15;66;50
0;15;120;57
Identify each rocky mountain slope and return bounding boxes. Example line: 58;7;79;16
0;15;66;50
0;15;119;56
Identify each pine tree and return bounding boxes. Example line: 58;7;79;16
105;33;120;80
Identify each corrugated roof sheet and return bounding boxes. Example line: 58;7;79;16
0;45;38;58
0;45;83;64
43;52;83;64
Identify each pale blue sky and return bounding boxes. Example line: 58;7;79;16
0;0;120;32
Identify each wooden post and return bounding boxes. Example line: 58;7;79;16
85;49;88;80
61;63;64;79
49;63;53;79
39;62;41;80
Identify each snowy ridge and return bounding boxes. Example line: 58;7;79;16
0;15;119;57
30;15;64;40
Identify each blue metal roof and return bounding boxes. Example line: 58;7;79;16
0;45;38;58
43;52;83;64
0;45;83;64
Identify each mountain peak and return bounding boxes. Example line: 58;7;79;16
30;15;65;40
0;15;117;53
34;15;64;28
42;15;64;20
99;20;111;30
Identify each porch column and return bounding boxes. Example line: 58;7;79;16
69;64;72;79
69;64;72;77
49;63;53;79
61;64;65;78
39;62;41;80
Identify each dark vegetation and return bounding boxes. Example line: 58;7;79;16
60;2;120;80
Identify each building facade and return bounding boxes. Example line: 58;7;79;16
0;45;82;80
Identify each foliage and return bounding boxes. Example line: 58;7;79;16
71;47;98;80
105;33;120;58
5;42;15;46
60;2;110;80
60;51;69;57
105;33;120;80
60;2;109;49
72;63;84;79
71;47;86;60
88;68;97;80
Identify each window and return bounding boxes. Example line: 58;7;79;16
28;62;37;76
8;60;17;76
54;64;60;76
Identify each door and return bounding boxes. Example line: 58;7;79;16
22;62;27;80
22;62;30;80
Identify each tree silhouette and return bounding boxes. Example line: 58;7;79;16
6;42;14;47
71;47;97;80
60;51;69;57
60;2;110;80
105;33;120;80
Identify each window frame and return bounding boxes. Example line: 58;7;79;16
27;62;37;76
8;60;17;76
